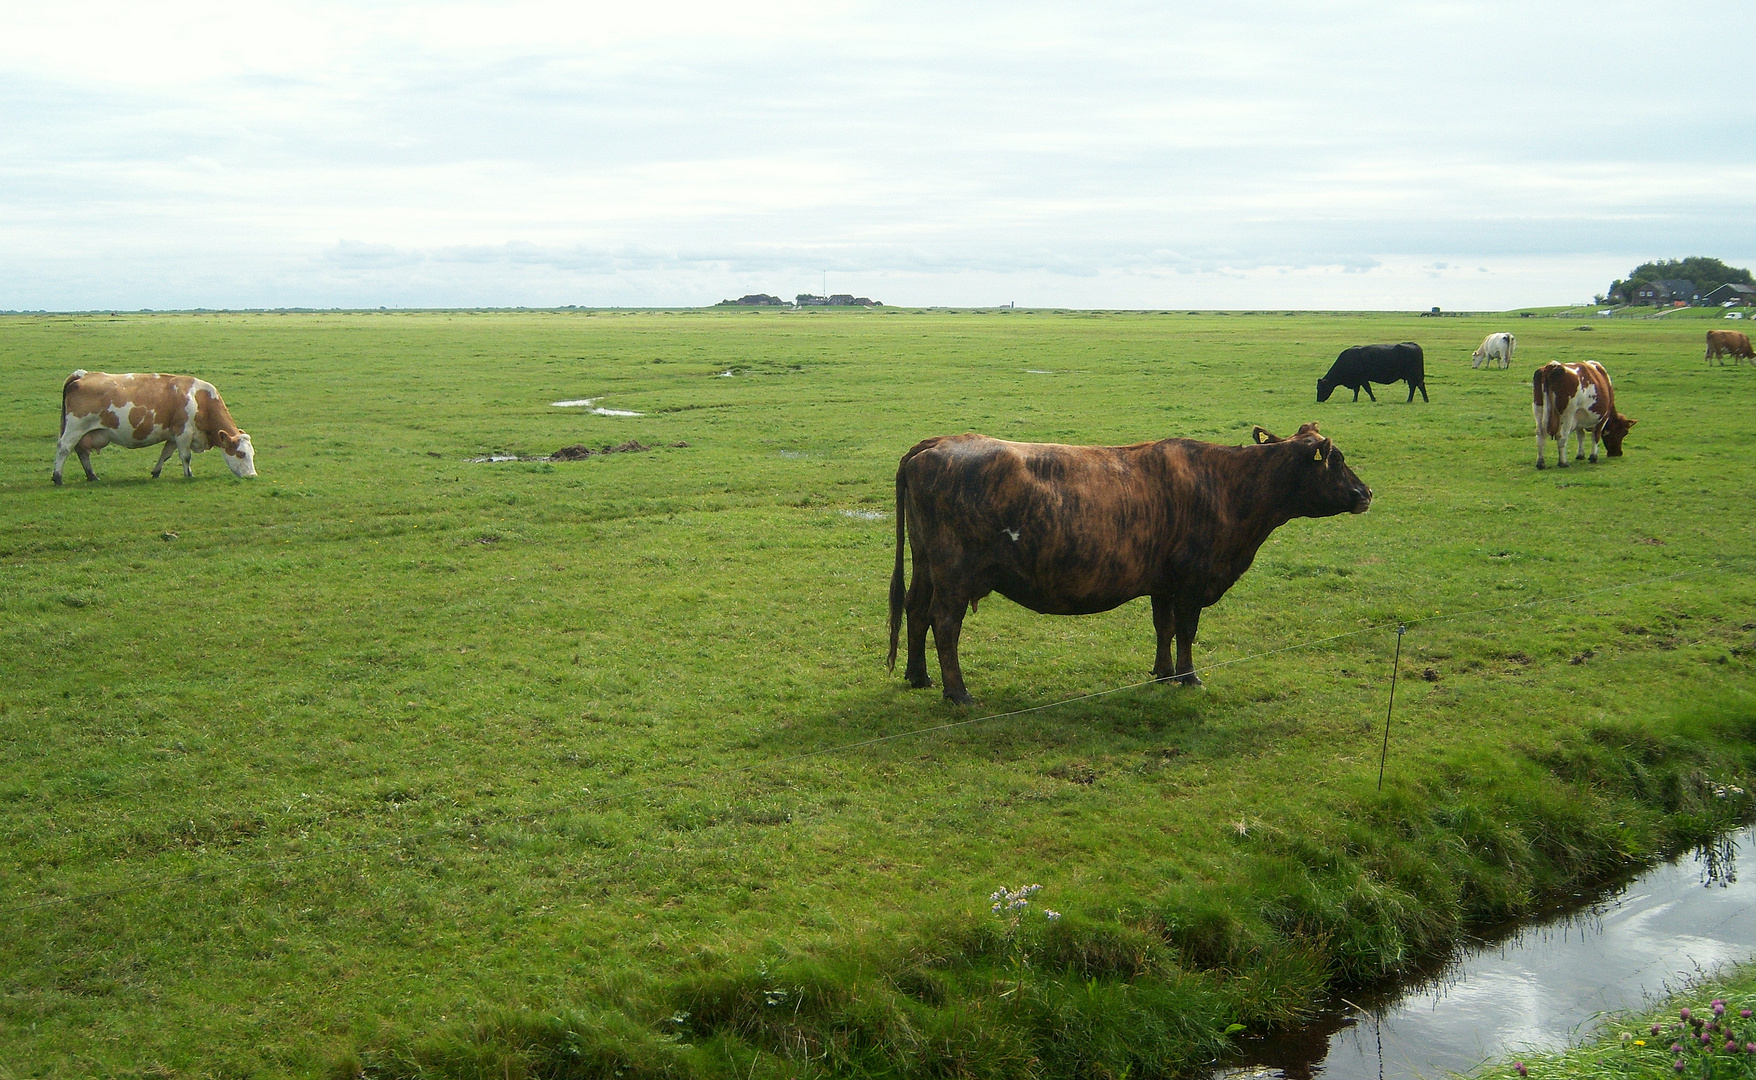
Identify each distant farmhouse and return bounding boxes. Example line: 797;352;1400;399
714;293;882;308
1605;257;1753;307
795;293;880;308
1632;279;1700;305
1703;283;1756;307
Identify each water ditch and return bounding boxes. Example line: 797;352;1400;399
1217;824;1756;1080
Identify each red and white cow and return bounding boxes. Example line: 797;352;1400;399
1532;361;1635;469
54;370;257;484
1471;332;1515;369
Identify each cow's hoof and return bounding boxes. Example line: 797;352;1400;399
1535;461;1546;470
943;690;975;706
1176;673;1204;688
1589;455;1598;464
906;673;933;689
52;476;62;486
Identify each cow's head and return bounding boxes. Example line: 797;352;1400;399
1253;423;1372;516
1316;377;1336;403
1601;413;1636;456
216;430;257;477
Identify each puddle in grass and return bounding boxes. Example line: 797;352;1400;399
1217;824;1756;1080
550;398;643;416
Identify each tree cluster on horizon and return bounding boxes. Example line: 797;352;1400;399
1603;257;1753;304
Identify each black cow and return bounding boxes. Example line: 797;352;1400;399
1318;343;1427;403
887;424;1373;703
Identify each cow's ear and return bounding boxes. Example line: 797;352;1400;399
1252;426;1278;444
1295;422;1322;438
1625;417;1638;427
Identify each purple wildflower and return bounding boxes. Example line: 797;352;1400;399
1653;1024;1663;1036
1514;1063;1526;1078
1702;1032;1713;1045
1681;1008;1693;1021
1674;1060;1686;1072
1713;1000;1726;1017
1743;1009;1753;1020
1673;1044;1684;1054
1726;1040;1739;1053
1746;1043;1755;1054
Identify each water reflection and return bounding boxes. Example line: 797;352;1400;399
1217;825;1756;1080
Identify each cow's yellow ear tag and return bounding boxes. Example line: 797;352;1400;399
1313;448;1324;461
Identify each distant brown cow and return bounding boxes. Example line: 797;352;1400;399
1706;329;1754;364
887;424;1373;703
54;370;257;484
1532;360;1635;469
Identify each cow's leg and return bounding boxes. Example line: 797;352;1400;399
1576;426;1591;462
52;435;73;485
929;594;974;705
1554;422;1571;467
1363;383;1377;401
152;442;175;478
903;566;935;689
1417;381;1428;403
1534;419;1547;469
75;446;98;481
1587;425;1601;463
1151;595;1178;681
1172;599;1203;686
179;441;194;479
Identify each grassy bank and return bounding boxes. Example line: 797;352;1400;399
2;310;1753;1077
1478;964;1756;1080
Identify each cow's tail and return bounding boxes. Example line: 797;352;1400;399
60;370;86;437
887;462;909;672
1533;365;1559;436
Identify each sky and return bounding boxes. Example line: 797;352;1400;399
3;0;1752;311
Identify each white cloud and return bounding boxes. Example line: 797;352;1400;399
2;0;1753;309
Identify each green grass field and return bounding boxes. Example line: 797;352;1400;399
2;309;1753;1079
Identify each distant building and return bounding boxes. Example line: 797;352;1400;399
717;294;787;306
795;293;881;307
1633;279;1701;305
1702;283;1756;306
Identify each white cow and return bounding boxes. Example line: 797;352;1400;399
1472;332;1515;369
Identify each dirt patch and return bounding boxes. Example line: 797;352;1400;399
551;440;690;460
470;441;690;463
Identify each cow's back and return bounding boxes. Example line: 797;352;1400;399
898;434;1195;615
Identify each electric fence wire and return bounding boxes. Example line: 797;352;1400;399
4;558;1748;916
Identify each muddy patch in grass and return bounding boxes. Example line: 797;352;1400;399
468;441;690;464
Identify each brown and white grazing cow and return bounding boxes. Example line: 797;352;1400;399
1472;332;1515;369
54;370;257;484
1705;329;1754;365
887;424;1373;703
1531;361;1634;470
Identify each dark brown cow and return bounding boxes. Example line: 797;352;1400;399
886;424;1373;703
1706;329;1754;365
1532;360;1635;469
54;370;257;484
